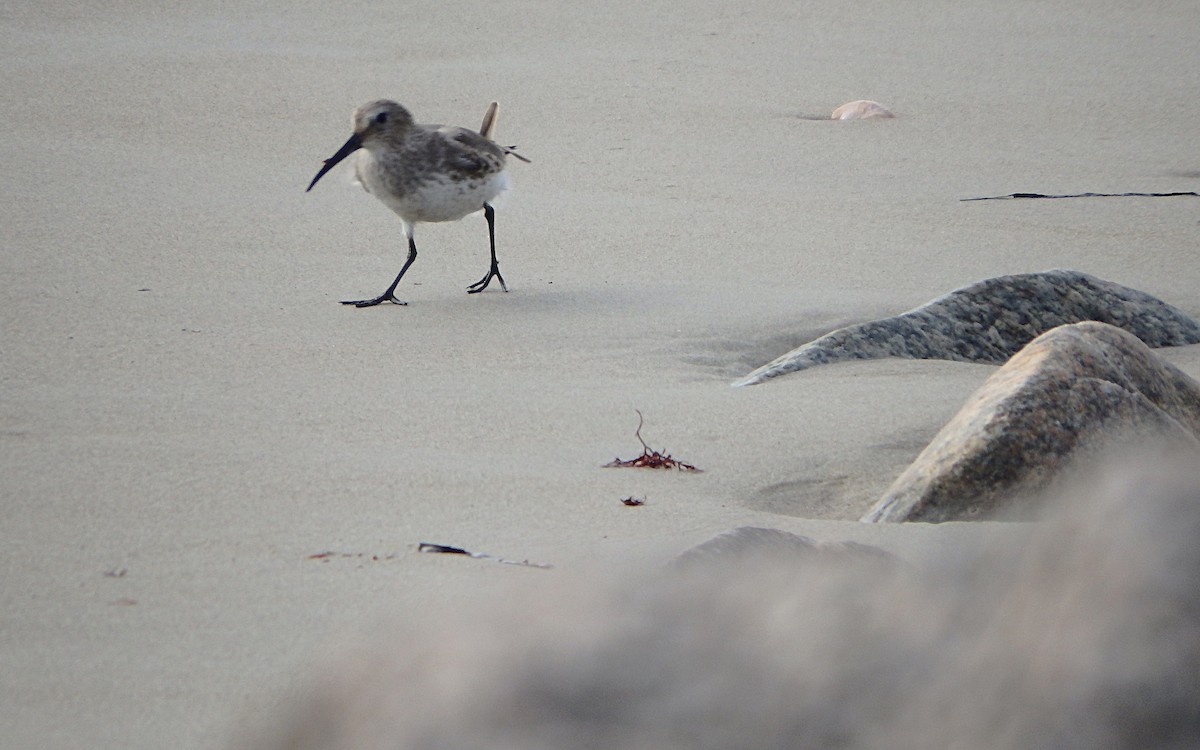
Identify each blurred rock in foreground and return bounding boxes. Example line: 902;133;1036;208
237;452;1200;750
672;525;895;567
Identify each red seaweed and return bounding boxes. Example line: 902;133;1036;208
604;410;701;472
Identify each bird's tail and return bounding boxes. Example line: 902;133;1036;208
479;101;532;164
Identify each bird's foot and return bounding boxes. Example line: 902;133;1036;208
467;264;508;294
340;293;407;307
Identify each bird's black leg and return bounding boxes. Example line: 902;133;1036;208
343;231;418;307
467;203;507;294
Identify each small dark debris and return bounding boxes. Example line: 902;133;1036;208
418;542;552;569
417;543;471;556
962;191;1200;202
307;550;399;561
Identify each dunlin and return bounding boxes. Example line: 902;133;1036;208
307;100;529;307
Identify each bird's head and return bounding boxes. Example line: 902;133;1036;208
307;100;414;192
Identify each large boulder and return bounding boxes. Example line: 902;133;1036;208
735;270;1200;386
863;322;1200;522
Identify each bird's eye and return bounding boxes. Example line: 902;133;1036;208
374;112;388;125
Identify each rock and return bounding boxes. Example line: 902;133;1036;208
244;458;1200;750
863;322;1200;522
831;100;895;120
672;526;894;567
734;270;1200;386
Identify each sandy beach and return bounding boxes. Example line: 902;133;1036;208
3;1;1199;747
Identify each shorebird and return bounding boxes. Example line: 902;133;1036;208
307;100;529;307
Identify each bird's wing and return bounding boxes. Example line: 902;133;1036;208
435;126;531;172
437;127;505;173
448;133;491;173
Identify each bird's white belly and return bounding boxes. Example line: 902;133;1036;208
358;155;509;224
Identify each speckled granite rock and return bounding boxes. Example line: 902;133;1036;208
863;322;1200;523
735;270;1200;386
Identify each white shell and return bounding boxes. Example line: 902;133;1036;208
831;100;895;120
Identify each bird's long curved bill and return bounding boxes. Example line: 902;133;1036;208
306;132;363;192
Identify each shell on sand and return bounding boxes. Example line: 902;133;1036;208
831;100;895;120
